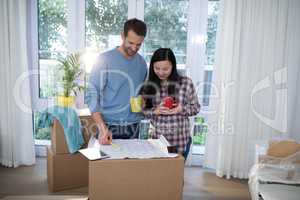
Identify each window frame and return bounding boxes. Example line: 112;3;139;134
31;0;212;165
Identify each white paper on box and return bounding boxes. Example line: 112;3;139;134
79;135;178;160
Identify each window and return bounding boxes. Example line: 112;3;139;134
35;0;67;140
192;0;220;157
33;0;219;151
202;70;213;106
84;0;128;73
202;0;220;106
85;0;128;52
206;0;220;66
192;116;207;155
38;0;67;98
143;0;189;67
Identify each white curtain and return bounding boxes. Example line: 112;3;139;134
0;0;36;167
287;0;300;142
185;0;208;165
289;68;300;141
186;0;207;85
204;0;300;179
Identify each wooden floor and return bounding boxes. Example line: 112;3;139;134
0;158;251;200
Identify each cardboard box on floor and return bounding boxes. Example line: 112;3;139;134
47;109;96;192
88;156;184;200
47;147;88;192
51;109;98;154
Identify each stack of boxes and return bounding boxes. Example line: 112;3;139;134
46;109;185;199
47;110;96;192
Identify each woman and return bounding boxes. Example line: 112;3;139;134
141;48;200;160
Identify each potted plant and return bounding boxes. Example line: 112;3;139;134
56;53;85;107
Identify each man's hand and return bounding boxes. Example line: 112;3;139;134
98;128;113;145
91;112;112;145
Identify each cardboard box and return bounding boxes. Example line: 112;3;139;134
51;119;69;154
51;112;98;154
88;156;184;200
80;115;98;139
47;147;89;192
267;140;300;158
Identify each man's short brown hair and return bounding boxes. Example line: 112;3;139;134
124;18;147;37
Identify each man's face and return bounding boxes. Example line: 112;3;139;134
121;30;145;57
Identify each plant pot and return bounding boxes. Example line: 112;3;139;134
57;96;75;107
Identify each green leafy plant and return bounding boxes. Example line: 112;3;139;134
58;53;85;97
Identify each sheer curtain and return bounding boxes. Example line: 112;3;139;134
204;0;300;179
185;0;208;165
287;0;300;142
0;0;35;167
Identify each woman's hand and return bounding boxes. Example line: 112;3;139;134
153;103;170;115
154;102;183;115
168;103;183;115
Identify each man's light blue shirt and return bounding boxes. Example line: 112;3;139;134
85;48;147;125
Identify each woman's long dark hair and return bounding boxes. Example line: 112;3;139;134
141;48;182;109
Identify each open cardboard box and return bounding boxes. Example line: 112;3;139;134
47;147;88;192
80;136;184;200
88;156;184;200
51;109;97;154
47;109;96;192
50;108;184;198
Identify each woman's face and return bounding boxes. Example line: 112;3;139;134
153;60;172;81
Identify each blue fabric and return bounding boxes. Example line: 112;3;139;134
37;106;84;153
85;48;147;125
183;136;192;161
107;123;140;139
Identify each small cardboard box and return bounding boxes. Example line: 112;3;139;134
88;156;184;200
51;111;97;154
47;147;89;192
267;140;300;158
51;119;69;154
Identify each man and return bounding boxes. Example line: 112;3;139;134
86;18;147;145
